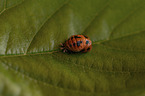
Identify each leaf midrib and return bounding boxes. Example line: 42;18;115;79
0;29;145;58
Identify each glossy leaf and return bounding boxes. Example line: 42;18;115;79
0;0;145;96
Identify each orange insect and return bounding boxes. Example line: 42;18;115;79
60;35;92;53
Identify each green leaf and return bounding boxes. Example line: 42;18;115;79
0;0;145;96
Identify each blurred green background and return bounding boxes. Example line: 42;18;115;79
0;0;145;96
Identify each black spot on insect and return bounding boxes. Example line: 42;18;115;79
74;36;81;38
69;44;72;47
84;35;88;38
77;41;80;47
81;49;85;52
86;40;89;44
87;47;90;51
80;41;82;43
71;37;73;40
64;40;67;43
73;43;76;46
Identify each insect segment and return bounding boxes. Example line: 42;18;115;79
60;35;92;53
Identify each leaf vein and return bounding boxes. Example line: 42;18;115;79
93;30;145;44
81;2;109;35
1;60;145;95
24;0;69;54
108;1;145;39
0;0;25;16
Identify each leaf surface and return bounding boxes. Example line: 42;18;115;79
0;0;145;96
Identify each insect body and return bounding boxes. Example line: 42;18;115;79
60;35;92;53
